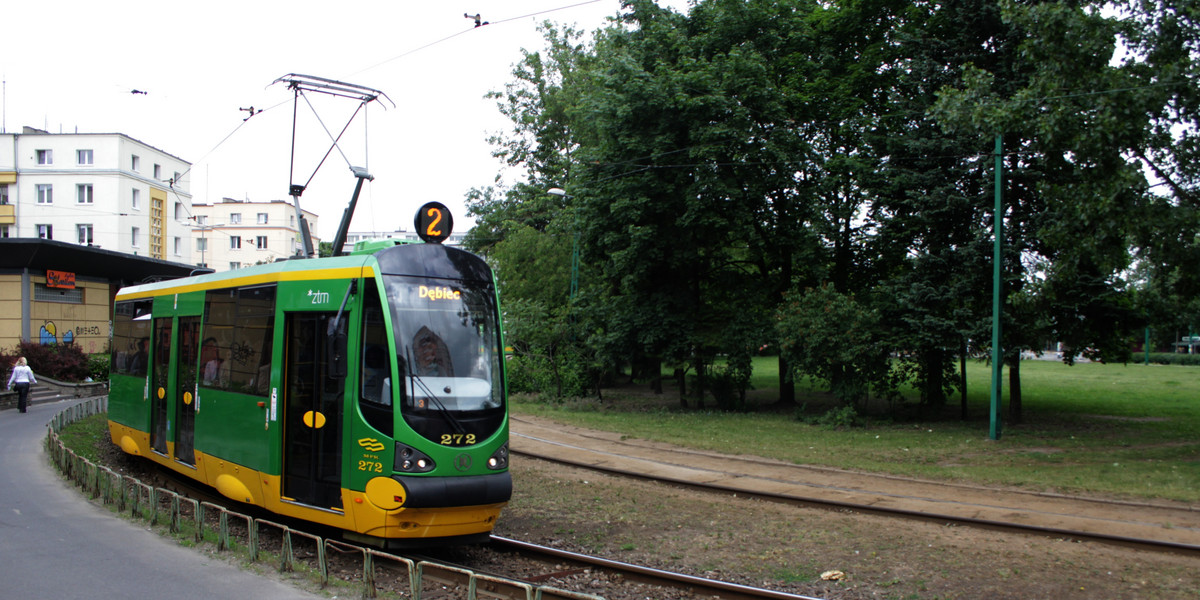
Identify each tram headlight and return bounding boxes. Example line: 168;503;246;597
394;442;435;473
487;442;509;470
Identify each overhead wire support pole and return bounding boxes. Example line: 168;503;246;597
286;83;315;258
989;133;1004;441
270;73;395;259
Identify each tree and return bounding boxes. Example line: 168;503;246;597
930;1;1158;420
776;284;891;407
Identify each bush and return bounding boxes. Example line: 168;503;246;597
0;341;91;383
87;353;110;382
1142;352;1200;366
506;354;554;395
797;404;862;429
506;352;590;398
707;362;752;411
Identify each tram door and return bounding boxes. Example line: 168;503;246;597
150;317;173;455
282;312;344;510
174;316;200;465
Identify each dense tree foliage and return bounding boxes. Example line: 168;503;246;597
468;0;1197;422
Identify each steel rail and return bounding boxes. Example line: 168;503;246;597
509;446;1200;557
490;535;825;600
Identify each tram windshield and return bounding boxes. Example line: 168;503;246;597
382;275;503;415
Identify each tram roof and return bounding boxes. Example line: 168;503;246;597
115;253;375;300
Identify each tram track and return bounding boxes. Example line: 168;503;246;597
68;407;1198;598
485;535;825;600
509;415;1200;557
129;452;813;598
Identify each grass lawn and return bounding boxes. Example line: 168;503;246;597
511;358;1200;503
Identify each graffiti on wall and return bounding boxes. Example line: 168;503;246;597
38;321;105;353
40;321;73;344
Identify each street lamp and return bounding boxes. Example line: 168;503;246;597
547;188;580;302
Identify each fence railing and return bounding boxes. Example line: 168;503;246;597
46;397;603;600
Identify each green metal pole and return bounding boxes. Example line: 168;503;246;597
570;231;580;302
990;134;1003;441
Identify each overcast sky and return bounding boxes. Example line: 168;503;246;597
3;0;689;240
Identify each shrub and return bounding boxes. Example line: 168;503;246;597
1142;352;1200;366
506;352;590;398
87;353;110;382
815;405;861;429
506;354;553;395
1;341;91;383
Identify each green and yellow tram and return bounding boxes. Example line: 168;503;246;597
107;224;511;547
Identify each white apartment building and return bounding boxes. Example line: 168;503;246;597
0;128;193;261
339;227;467;254
190;198;320;271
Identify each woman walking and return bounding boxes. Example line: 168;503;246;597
7;357;37;413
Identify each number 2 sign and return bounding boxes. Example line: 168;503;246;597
415;201;453;244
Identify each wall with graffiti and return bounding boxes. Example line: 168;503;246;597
0;275;111;354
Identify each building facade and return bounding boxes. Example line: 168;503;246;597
339;227;467;254
190;198;320;271
0;239;198;353
0;128;194;263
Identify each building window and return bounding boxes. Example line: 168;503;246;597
174;236;182;256
77;184;94;204
131;227;141;248
37;224;53;239
196;214;208;225
256;236;268;249
35;283;83;304
173;171;181;185
289;215;296;227
131;155;140;171
175;202;184;220
131;188;141;210
0;225;10;238
77;149;94;165
229;213;242;224
36;150;52;165
230;236;241;249
149;196;163;259
229;262;241;270
257;213;269;225
0;184;8;205
78;224;94;245
153;164;162;180
197;238;208;252
37;184;53;204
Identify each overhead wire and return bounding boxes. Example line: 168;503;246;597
181;1;614;210
346;0;608;79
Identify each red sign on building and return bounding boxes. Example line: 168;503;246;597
46;270;76;289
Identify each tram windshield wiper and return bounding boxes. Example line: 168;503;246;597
404;349;466;435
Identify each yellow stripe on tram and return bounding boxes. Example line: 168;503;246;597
116;265;377;300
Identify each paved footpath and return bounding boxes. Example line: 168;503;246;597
0;398;324;600
510;415;1200;552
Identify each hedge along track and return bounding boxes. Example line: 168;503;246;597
509;416;1200;556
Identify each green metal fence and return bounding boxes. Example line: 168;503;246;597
46;397;603;600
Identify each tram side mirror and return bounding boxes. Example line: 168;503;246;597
328;327;348;380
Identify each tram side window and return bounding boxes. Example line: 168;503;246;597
358;280;393;436
201;285;276;396
112;299;153;376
